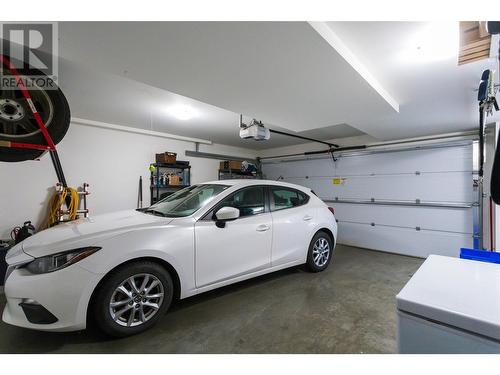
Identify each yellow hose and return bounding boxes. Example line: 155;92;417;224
41;187;80;229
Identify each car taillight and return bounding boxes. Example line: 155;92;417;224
328;207;335;215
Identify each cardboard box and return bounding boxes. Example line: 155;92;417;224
156;152;177;164
220;160;242;170
169;175;182;186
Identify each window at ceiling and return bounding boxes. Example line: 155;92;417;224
458;21;491;65
272;187;309;211
218;186;265;217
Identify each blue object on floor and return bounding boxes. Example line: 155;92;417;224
460;248;500;264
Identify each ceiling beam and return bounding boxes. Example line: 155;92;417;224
72;117;212;145
308;21;400;113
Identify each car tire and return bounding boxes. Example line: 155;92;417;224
92;261;174;337
0;66;71;162
306;231;333;273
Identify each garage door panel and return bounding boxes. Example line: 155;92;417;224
284;173;473;203
338;222;472;258
264;145;473;179
262;142;474;258
332;146;472;175
263;159;321;178
332;203;473;234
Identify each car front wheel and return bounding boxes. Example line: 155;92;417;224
306;231;333;272
92;261;173;337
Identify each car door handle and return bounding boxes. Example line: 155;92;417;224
256;224;271;232
303;215;313;221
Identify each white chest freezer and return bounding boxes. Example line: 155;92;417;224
396;254;500;353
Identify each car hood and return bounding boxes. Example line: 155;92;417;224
22;209;173;258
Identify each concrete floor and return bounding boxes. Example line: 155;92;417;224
0;244;423;353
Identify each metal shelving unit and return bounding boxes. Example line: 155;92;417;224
150;162;191;204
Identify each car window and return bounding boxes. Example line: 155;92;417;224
148;184;228;217
218;186;265;217
272;187;309;211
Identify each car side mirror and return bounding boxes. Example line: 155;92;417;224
214;206;240;228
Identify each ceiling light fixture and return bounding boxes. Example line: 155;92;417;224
167;104;198;121
399;22;459;64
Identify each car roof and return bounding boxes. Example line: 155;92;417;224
200;179;312;192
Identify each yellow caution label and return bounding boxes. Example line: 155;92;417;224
332;178;343;185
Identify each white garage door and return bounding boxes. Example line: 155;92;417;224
262;142;475;258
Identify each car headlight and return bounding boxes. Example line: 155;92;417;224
23;247;101;274
4;264;19;284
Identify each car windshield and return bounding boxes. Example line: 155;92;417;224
144;184;229;217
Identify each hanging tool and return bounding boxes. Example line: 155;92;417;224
42;186;79;229
477;69;498;178
485;21;500;205
137;176;143;209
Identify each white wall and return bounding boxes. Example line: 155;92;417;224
0;121;256;238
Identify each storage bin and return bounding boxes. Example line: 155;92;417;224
156;152;177;164
169;175;182;186
460;248;500;264
220;160;242;170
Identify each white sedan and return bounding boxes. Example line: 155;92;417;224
2;180;337;337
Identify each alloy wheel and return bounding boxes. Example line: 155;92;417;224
312;237;330;267
109;273;165;327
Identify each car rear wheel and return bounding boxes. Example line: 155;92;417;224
92;261;173;337
306;231;333;272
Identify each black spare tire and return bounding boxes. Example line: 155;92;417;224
0;66;70;162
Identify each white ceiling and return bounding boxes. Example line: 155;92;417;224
58;59;364;150
56;21;499;150
325;22;499;139
57;22;392;147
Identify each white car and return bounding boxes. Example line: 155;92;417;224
2;180;337;337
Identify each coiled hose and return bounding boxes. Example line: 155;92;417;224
41;187;79;229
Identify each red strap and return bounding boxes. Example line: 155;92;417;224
10;141;52;151
0;54;56;150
